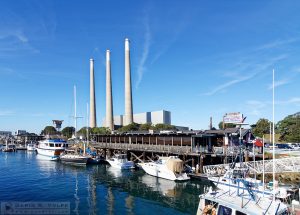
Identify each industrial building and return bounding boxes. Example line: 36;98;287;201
103;110;171;127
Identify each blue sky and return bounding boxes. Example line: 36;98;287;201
1;0;300;133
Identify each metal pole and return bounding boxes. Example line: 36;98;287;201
263;135;265;197
272;69;276;207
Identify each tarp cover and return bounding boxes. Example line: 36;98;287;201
166;158;184;173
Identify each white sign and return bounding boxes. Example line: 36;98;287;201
224;112;243;124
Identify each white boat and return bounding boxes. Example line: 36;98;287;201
27;143;36;151
106;154;135;170
3;144;16;152
60;149;89;165
196;188;290;215
36;139;68;160
208;166;291;200
139;156;190;181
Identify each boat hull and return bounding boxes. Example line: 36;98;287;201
107;160;135;170
60;157;89;165
36;148;64;160
140;163;190;181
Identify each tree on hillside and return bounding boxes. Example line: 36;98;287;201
139;123;154;131
153;123;176;131
252;118;272;138
118;123;140;132
218;121;236;130
77;127;91;138
276;113;300;142
61;127;75;138
41;126;57;135
91;127;111;135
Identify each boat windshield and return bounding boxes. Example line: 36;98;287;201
217;205;232;215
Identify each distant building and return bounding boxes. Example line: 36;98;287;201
16;130;27;135
103;110;172;127
0;131;12;137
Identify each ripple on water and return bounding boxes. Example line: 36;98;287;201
0;151;210;214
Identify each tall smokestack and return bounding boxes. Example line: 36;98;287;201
106;50;114;131
89;58;97;128
124;38;133;125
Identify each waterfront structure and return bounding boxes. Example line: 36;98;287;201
106;50;114;131
90;58;97;128
124;38;133;126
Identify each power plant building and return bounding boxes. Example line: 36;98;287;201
103;110;171;127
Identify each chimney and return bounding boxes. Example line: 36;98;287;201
89;58;97;128
124;38;133;125
106;50;114;131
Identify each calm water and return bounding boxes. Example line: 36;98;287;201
0;151;211;215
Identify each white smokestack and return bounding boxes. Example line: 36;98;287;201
89;58;97;128
124;38;133;125
106;50;114;131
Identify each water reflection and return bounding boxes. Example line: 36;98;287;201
141;174;179;197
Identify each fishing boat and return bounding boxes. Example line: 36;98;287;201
60;149;89;165
36;139;68;160
196;188;289;215
139;156;190;181
106;154;135;170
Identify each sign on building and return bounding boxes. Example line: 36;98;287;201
223;112;243;124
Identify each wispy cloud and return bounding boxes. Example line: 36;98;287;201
203;74;255;96
268;79;290;90
276;97;300;106
0;109;15;116
256;38;299;51
136;19;151;89
245;100;267;116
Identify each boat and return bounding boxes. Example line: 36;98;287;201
2;140;16;152
2;144;16;152
106;154;135;170
208;165;291;200
36;139;68;160
139;156;190;181
196;188;290;215
27;142;36;151
60;149;89;165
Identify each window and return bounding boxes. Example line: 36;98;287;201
236;211;246;215
217;205;232;215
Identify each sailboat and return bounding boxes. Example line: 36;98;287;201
60;86;90;165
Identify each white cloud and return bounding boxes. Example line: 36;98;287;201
136;20;151;89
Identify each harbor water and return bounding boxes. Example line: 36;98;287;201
0;151;212;215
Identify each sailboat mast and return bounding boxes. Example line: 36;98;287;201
74;85;77;137
86;103;89;147
272;69;276;205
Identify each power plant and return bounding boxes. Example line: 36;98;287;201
89;38;174;131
